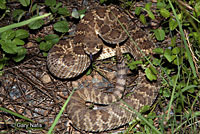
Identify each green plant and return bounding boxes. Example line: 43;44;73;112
0;0;87;73
38;34;60;56
35;0;86;55
0;29;28;74
0;13;50;75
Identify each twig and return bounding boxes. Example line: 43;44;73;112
184;30;200;78
177;0;194;11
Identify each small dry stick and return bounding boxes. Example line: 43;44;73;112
184;30;200;78
177;0;194;11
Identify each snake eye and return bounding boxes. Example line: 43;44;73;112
96;44;101;50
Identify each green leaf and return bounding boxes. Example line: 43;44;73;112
0;0;6;9
50;6;57;13
56;2;62;9
145;66;157;81
147;112;156;119
71;8;86;19
71;9;80;19
86;67;92;75
191;32;200;42
154;29;165;41
194;111;200;116
15;29;29;39
150;65;158;75
45;0;56;7
78;9;86;15
146;10;155;20
125;1;133;7
0;40;17;54
125;53;132;61
12;47;27;62
100;0;107;4
42;52;48;57
19;0;30;7
0;55;9;62
162;89;170;97
1;30;15;40
53;21;69;33
135;7;142;15
31;3;37;12
172;47;180;54
0;56;9;70
144;2;155;20
173;56;182;65
12;9;24;18
12;38;25;46
163;67;172;75
35;37;42;42
58;7;70;16
177;13;182;20
78;9;86;19
195;2;200;16
39;41;53;51
139;14;146;24
157;2;166;9
44;34;59;44
28;19;44;29
153;48;164;54
12;9;25;21
140;105;150;113
160;8;170;18
164;49;175;62
169;18;178;31
50;2;62;13
128;60;142;70
170;36;176;47
0;63;4;70
0;71;4;76
145;2;152;10
152;58;161;66
0;60;4;70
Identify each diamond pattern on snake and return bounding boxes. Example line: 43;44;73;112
47;5;160;132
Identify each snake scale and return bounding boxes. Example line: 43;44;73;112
47;5;160;132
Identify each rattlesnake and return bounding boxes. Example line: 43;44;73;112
47;5;160;132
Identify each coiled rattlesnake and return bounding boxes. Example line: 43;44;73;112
47;5;160;132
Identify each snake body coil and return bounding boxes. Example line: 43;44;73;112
47;5;160;132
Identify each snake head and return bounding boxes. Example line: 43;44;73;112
83;36;103;60
84;43;102;54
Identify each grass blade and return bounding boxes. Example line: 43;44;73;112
120;100;162;134
0;106;34;122
47;88;76;134
0;13;51;33
168;0;197;78
167;54;180;120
